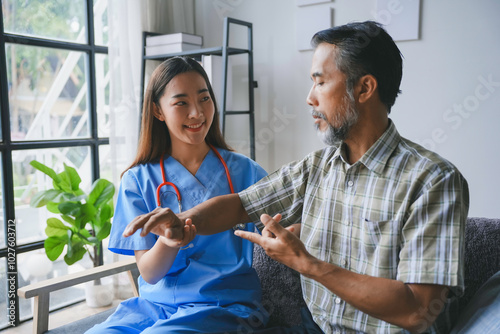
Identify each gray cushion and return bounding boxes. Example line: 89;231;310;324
459;217;500;314
252;244;306;327
44;308;115;334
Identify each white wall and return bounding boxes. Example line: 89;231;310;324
194;0;500;219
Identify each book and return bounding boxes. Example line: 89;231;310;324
146;33;203;47
145;42;202;56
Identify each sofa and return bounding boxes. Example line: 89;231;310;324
19;217;500;333
252;217;500;332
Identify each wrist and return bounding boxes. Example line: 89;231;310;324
158;236;183;250
301;256;336;280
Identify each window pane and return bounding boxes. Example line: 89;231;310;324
0;258;8;328
96;54;110;137
99;144;112;181
12;147;91;244
18;249;91;321
94;0;109;46
2;0;87;43
6;44;90;141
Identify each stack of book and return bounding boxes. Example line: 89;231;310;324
145;32;203;56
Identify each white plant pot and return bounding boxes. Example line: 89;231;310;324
85;279;114;308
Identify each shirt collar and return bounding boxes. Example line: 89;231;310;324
359;119;400;175
329;119;401;175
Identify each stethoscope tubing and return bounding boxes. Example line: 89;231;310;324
156;144;235;211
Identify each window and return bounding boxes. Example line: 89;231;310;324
0;0;109;328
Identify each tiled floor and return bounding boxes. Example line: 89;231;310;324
1;299;121;333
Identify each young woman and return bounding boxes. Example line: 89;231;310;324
87;56;268;333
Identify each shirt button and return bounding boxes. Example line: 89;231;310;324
347;180;354;187
335;297;341;304
341;259;347;266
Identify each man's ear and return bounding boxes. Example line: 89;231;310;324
153;103;164;121
356;74;378;104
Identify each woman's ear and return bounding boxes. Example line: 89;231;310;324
356;74;378;104
153;103;164;121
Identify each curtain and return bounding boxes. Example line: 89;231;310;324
108;0;195;187
107;0;194;285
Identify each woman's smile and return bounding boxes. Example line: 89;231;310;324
185;122;205;132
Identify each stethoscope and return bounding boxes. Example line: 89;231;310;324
156;144;235;211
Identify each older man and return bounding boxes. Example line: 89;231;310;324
125;21;469;333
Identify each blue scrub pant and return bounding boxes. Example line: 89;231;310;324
85;297;266;334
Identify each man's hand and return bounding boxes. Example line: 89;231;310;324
123;207;186;241
235;213;312;273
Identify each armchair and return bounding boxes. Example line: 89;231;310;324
17;257;139;334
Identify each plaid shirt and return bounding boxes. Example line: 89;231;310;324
239;121;469;334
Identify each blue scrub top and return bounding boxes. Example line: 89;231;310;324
108;148;267;308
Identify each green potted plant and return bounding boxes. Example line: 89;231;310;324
29;160;115;307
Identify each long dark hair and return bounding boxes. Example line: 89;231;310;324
124;56;232;174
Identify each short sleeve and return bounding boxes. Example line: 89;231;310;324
397;168;469;294
239;156;310;231
108;170;158;255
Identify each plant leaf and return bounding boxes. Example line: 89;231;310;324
79;203;97;226
45;218;69;237
63;163;82;192
46;201;61;214
66;194;87;202
96;221;112;241
58;202;81;216
61;215;76;225
87;236;99;244
30;189;62;208
30;160;61;184
55;171;72;192
64;242;87;265
74;217;84;230
44;236;66;261
95;204;112;228
66;230;73;257
78;228;91;239
88;179;115;208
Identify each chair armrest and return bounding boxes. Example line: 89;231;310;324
17;258;138;334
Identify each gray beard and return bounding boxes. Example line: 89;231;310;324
312;95;358;146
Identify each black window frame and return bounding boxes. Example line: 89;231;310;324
0;0;109;328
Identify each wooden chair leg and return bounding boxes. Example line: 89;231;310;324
126;270;139;297
33;292;49;334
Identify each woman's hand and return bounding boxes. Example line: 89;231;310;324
123;207;186;241
158;218;197;248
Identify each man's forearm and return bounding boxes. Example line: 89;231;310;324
179;193;250;235
303;258;448;333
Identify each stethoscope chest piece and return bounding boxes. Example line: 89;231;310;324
233;223;246;230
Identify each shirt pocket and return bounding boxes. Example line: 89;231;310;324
357;218;401;278
361;218;400;250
